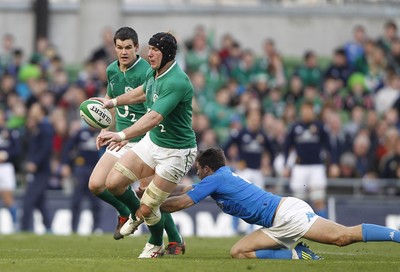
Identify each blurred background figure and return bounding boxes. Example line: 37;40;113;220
61;121;102;234
282;102;338;218
0;108;20;231
20;103;54;233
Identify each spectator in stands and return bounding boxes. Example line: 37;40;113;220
200;50;228;91
343;105;365;141
293;50;323;88
218;33;235;66
60;122;102;234
376;19;398;56
222;40;242;77
324;47;354;89
352;132;375;178
4;49;24;79
326;111;352;174
387;38;400;74
344;25;367;67
263;87;286;118
338;152;358;178
224;109;275;189
185;29;210;74
282;102;338;218
231;49;262;88
364;45;387;93
21;103;54;232
89;26;116;65
321;76;345;111
284;75;303;112
375;72;400;116
379;136;400;180
343;72;374;112
0;33;16;75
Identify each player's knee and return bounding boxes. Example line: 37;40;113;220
88;179;103;195
230;246;247;259
330;227;353;247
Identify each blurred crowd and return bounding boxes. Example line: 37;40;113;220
1;20;400;198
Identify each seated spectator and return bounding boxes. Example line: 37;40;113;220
324;47;354;89
339;152;358;178
293;50;323;88
344;25;367;67
376;19;398;56
343;72;374;112
375;72;400;116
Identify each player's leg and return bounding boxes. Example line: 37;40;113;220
303;216;400;245
89;152;131;239
230;229;288;259
138;176;185;255
106;149;155;228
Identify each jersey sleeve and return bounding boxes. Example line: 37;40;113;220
186;175;220;204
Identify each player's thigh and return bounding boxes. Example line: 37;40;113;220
89;152;118;189
108;150;155;186
302;217;349;244
231;229;283;256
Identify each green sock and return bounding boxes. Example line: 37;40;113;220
148;213;166;246
163;212;181;243
115;187;141;215
97;189;130;217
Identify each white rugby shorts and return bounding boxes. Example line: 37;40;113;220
130;133;197;184
105;142;137;158
260;197;319;249
0;163;16;190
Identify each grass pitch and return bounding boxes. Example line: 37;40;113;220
0;234;399;272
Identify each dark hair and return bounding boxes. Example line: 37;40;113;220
196;147;226;172
114;27;138;46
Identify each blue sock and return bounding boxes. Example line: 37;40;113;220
315;209;328;219
8;206;17;224
362;223;400;242
255;249;292;259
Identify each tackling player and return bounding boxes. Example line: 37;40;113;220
160;147;400;260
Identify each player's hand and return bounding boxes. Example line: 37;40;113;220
90;97;115;109
25;162;37;173
329;164;340;178
98;131;123;146
107;140;128;152
96;129;109;150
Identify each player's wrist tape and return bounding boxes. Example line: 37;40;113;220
111;98;118;107
117;131;126;141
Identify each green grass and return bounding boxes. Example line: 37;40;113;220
0;234;400;272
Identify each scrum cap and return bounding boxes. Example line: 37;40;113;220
148;32;177;69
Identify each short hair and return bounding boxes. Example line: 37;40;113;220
196;147;226;172
114;27;138;45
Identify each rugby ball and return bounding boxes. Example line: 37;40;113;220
79;99;112;129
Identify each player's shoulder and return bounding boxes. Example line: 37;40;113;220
106;60;119;74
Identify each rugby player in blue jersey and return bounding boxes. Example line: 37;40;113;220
161;147;400;260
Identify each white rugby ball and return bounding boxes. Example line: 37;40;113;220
79;99;112;129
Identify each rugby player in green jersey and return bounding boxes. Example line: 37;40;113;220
96;32;197;258
88;28;185;255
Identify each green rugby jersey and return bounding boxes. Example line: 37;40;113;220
106;56;149;142
143;62;197;149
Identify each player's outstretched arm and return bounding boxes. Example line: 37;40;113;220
161;194;195;213
91;85;145;109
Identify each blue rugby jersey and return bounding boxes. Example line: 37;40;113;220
187;166;281;228
283;121;334;165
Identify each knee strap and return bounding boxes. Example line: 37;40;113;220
141;181;170;209
114;162;138;182
141;182;170;225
